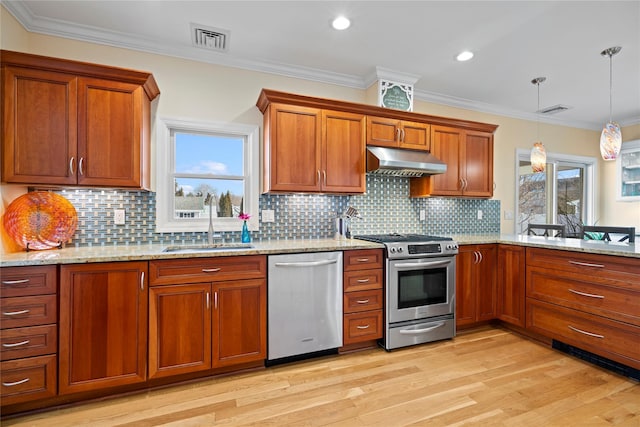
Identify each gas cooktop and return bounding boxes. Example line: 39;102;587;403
354;233;458;259
354;233;454;244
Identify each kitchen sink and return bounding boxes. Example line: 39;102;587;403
162;243;254;253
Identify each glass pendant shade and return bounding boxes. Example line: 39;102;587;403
600;121;622;160
531;142;546;173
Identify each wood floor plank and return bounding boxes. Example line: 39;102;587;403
2;326;638;426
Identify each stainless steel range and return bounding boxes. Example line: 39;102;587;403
354;234;458;350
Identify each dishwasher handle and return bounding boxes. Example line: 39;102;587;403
274;259;338;268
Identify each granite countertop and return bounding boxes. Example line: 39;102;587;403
1;234;638;268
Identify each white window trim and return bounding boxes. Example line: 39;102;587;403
156;117;260;233
514;148;597;234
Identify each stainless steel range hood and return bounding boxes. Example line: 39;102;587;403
366;146;447;177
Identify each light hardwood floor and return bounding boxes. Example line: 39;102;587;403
3;327;639;426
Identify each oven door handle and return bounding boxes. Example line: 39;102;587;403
394;260;451;269
398;321;446;335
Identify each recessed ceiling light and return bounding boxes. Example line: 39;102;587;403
456;51;474;62
332;16;351;30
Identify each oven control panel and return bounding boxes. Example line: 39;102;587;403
387;242;458;258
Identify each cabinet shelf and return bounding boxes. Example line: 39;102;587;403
617;139;640;201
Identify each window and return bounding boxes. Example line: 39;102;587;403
156;118;259;233
515;149;597;237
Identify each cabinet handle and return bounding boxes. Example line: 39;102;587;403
478;251;483;263
356;278;370;283
206;292;210;309
214;291;218;309
78;157;85;176
2;378;30;387
568;325;604;339
202;268;221;273
459;178;464;191
356;258;370;262
473;251;479;264
568;289;605;299
356;299;370;304
140;271;145;290
568;260;605;269
396;128;401;142
2;309;30;316
356;324;370;329
317;170;321;184
1;279;29;285
2;340;30;348
69;157;76;176
322;170;327;186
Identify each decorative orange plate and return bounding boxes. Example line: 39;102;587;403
3;191;78;251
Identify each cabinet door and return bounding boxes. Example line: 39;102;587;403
430;126;463;196
399;121;430;151
77;78;144;188
149;284;212;379
264;103;321;192
463;131;494;197
322;110;366;193
2;67;77;185
475;245;497;321
366;116;399;147
213;279;266;368
455;247;477;326
59;262;147;394
497;245;526;327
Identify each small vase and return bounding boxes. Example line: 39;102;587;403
241;220;251;243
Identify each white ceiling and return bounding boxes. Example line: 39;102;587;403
4;1;640;130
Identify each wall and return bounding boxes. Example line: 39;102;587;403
2;6;624;253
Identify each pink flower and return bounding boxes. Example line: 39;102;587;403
238;213;251;221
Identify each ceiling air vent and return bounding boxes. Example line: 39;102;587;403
537;104;572;115
191;24;229;52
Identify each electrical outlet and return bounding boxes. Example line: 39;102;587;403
261;209;275;223
114;209;125;225
477;210;483;220
504;210;514;220
419;209;426;221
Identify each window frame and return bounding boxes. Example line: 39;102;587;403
156;117;259;233
514;148;597;234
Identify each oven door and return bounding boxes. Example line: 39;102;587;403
387;256;455;324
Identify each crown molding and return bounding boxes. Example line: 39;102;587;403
6;1;636;131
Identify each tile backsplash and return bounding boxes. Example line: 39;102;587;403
56;175;499;247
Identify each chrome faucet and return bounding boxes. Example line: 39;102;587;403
208;193;215;245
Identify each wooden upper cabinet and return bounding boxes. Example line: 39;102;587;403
261;101;365;194
366;116;429;151
1;50;159;189
2;67;78;186
413;125;494;198
322;110;366;193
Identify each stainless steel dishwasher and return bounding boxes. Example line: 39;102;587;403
267;251;343;361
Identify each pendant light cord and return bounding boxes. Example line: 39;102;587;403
609;52;613;123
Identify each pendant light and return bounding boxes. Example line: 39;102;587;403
600;46;622;161
530;77;547;173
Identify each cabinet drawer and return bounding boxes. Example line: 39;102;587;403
1;325;57;361
0;295;57;329
526;248;640;289
343;311;383;344
0;265;57;298
344;269;383;292
343;249;383;271
527;265;640;326
344;289;383;313
1;354;57;406
149;255;266;285
526;299;640;369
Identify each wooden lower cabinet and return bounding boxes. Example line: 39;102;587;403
456;245;496;327
213;279;266;367
496;245;526;327
1;355;57;406
148;257;267;378
148;284;212;379
59;262;148;394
